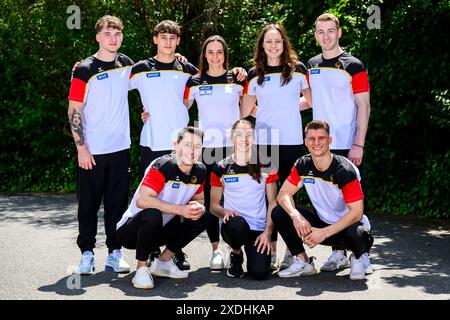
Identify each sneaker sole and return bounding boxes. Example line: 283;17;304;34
226;270;244;278
349;274;366;280
132;280;154;289
210;264;225;270
105;265;131;273
151;271;189;279
320;264;350;272
278;270;318;278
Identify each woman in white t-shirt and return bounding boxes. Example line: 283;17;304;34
210;119;278;279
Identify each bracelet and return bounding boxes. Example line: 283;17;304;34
352;144;364;149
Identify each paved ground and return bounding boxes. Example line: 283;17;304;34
0;193;449;300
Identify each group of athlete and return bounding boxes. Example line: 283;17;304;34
68;12;373;290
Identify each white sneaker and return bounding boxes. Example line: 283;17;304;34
149;258;189;279
270;253;279;270
280;250;295;269
210;249;225;270
320;250;350;272
78;251;95;275
132;267;154;289
349;253;372;280
278;257;317;277
105;249;131;273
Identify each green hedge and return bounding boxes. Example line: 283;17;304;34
0;0;448;218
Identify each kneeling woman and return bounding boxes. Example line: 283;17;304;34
210;120;278;280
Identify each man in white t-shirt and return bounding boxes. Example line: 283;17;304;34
271;120;374;280
68;16;132;275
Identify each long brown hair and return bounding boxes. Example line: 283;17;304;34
198;35;229;73
231;120;263;183
253;23;298;86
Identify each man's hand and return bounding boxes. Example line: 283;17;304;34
72;61;81;72
292;215;312;238
180;201;205;221
303;227;328;248
348;145;364;167
231;67;247;82
78;146;96;170
175;53;188;63
141;111;150;124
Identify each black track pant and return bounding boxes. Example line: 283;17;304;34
202;146;232;244
271;205;373;259
117;208;213;261
221;216;271;280
77;149;130;254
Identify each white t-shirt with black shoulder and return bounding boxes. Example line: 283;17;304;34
244;62;309;145
130;58;198;151
117;154;207;229
287;154;370;229
307;52;370;149
184;71;245;148
68;53;133;155
210;156;279;231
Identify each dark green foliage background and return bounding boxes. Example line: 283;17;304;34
1;0;448;218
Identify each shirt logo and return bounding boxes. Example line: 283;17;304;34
199;86;213;95
147;72;161;78
224;177;239;183
303;178;315;184
172;182;180;189
96;73;109;80
310;69;320;74
264;76;271;81
191;176;197;184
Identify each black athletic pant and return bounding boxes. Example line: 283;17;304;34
221;216;271;280
202;146;232;244
257;144;305;242
271;205;373;259
77;149;130;254
140;146;171;180
117;208;213;261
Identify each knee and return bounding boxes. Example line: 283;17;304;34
226;216;249;234
140;209;162;228
271;205;285;223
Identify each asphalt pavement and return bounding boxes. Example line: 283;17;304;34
0;193;449;300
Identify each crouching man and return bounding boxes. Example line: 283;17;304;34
116;127;212;289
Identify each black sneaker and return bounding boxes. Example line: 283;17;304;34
173;251;190;270
227;251;244;278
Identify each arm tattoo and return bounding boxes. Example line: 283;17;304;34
70;110;85;146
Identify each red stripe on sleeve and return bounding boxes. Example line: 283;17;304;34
342;179;364;204
306;72;310;87
286;165;301;187
210;172;223;187
183;86;190;100
68;78;87;102
142;168;165;194
129;72;135;79
243;80;249;94
351;71;370;94
266;169;279;184
195;181;205;194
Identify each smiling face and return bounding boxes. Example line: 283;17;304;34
315;20;342;53
262;29;284;64
305;128;333;158
96;26;123;53
153;32;180;56
205;40;225;71
232;122;254;155
175;132;203;167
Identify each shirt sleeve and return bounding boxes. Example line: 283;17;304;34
195;181;205;194
351;71;370;94
210;171;223;187
141;168;165;194
286;163;302;188
342;179;364;204
265;169;279;184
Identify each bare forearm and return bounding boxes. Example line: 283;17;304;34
323;207;363;238
68;104;86;148
354;93;371;146
136;195;182;216
210;203;226;219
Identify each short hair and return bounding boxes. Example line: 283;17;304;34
153;20;181;37
315;13;340;29
199;35;229;73
95;15;123;33
305;120;330;136
176;127;204;143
